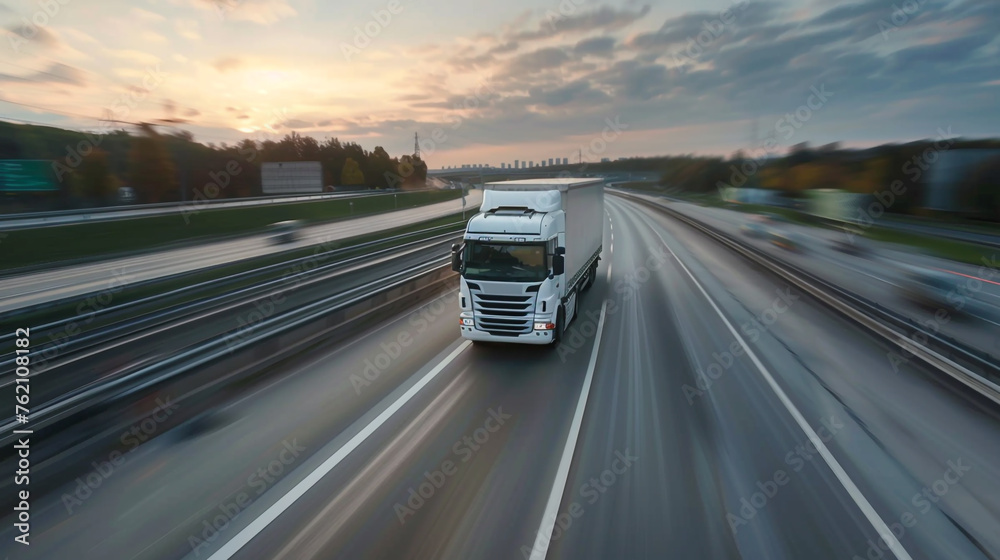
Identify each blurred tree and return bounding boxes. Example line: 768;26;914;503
74;149;116;201
968;154;1000;221
341;157;365;185
128;124;178;202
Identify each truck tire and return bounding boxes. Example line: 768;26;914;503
552;306;565;345
583;262;597;291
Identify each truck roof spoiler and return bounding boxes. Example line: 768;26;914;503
488;207;538;216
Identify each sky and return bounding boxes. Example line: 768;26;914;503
0;0;998;168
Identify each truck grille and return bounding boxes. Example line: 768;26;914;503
473;293;534;335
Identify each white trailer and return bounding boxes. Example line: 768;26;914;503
451;178;604;345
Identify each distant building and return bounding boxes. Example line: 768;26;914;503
562;158;569;165
514;159;519;169
529;161;534;167
548;158;554;166
601;158;610;163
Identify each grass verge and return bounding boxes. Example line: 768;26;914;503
0;189;461;271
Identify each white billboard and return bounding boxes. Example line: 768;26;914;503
261;161;323;194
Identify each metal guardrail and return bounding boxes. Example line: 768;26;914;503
0;226;463;389
617;191;1000;406
0;257;456;448
0;221;464;340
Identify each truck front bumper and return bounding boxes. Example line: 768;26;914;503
460;325;554;345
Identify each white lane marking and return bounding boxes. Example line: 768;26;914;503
631;206;915;560
207;340;473;560
528;301;609;560
606;210;614;279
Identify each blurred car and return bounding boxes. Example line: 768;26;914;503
832;231;867;255
769;229;802;252
898;266;960;310
740;215;770;238
267;220;302;244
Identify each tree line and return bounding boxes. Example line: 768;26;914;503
0;121;428;207
581;139;1000;222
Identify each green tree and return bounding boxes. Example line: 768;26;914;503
128;124;178;202
341;157;365;185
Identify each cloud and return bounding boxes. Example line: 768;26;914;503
212;56;243;72
574;36;615;58
131;7;167;23
0;62;87;86
175;19;201;41
528;80;611;107
200;0;297;25
511;5;651;41
505;47;570;74
282;118;313;129
4;24;60;49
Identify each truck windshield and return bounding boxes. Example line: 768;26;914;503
463;241;548;282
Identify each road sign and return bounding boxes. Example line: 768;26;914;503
261;161;323;194
0;160;59;192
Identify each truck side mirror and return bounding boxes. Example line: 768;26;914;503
552;254;565;276
451;243;463;272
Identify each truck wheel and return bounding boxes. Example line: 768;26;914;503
552;306;565;345
583;263;597;291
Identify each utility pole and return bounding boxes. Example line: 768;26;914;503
414;132;420;159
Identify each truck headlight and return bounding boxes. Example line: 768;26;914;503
461;318;474;326
534;322;555;330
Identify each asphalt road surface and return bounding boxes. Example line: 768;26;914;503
3;194;999;560
0;191;480;314
653;196;1000;360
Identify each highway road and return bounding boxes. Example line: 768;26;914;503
0;191;481;314
3;194;999;559
651;195;1000;360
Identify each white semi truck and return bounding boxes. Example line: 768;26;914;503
451;178;604;345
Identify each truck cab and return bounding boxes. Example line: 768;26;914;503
452;179;603;345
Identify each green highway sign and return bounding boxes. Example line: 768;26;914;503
0;160;59;192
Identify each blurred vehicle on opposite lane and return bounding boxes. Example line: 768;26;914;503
267;220;303;244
